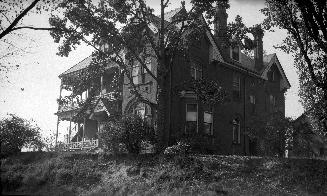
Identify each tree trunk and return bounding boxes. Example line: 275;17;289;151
156;68;169;152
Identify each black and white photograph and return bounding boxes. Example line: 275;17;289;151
1;0;326;195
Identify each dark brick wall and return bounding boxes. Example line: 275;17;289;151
122;35;286;155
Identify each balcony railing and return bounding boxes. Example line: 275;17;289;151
62;139;99;151
57;92;117;113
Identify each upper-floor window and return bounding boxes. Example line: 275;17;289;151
144;58;152;73
141;58;152;83
250;95;256;104
269;94;276;107
230;46;240;61
272;71;275;81
232;73;241;100
185;103;198;134
249;95;256;114
132;64;140;85
232;118;241;144
190;63;202;80
204;111;213;135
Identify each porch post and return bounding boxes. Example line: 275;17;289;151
55;82;63;149
68;118;72;144
82;118;86;149
100;75;104;96
77;122;80;142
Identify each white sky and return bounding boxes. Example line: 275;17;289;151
0;0;304;139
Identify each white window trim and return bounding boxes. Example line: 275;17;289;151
185;103;198;133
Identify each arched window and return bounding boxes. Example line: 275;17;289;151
232;118;241;144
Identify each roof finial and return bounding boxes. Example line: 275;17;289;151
181;1;185;8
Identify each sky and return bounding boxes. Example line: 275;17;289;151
0;0;304;139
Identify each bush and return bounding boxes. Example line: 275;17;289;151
55;168;73;185
71;161;102;188
1;171;23;191
0;114;44;157
164;141;190;157
99;114;156;154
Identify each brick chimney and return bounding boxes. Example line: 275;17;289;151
252;25;264;71
214;4;229;60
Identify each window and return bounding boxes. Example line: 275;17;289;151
141;58;152;83
132;64;140;84
232;73;241;100
144;58;152;73
145;86;150;93
204;111;213;135
272;71;275;81
231;46;240;61
190;63;202;80
135;105;145;118
250;95;256;104
185;104;198;134
249;95;256;114
232;118;241;144
269;94;276;106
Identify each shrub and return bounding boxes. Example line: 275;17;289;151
55;168;73;185
71;161;102;188
99;114;156;154
1;171;23;191
164;141;190;157
247;112;292;157
0;114;44;157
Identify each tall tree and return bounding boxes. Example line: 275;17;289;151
49;0;229;148
261;0;327;134
0;0;57;82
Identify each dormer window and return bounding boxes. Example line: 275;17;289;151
230;46;240;61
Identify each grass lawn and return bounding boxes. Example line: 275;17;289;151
1;152;327;195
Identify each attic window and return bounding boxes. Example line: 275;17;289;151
272;70;276;81
230;46;240;61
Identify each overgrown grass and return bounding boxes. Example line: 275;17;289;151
1;152;327;195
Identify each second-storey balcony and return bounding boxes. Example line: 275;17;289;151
56;92;119;120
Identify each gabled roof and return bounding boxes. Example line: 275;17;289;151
59;55;93;78
238;53;276;73
239;53;255;71
164;8;182;22
261;53;291;90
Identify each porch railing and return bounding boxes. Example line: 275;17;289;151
62;139;99;151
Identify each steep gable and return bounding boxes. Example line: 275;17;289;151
261;53;291;91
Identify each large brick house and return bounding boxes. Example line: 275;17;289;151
55;5;290;155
